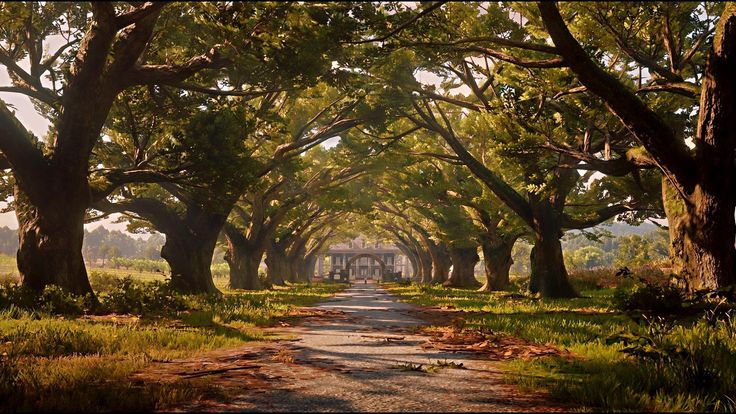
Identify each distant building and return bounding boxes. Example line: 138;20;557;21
318;235;412;280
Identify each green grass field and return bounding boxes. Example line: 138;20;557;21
0;254;235;289
385;283;736;412
0;271;346;412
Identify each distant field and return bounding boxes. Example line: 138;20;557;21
0;254;230;289
0;254;17;276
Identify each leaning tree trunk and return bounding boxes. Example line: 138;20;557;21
417;248;434;284
478;238;515;292
303;256;317;282
396;244;419;280
528;209;578;298
15;188;93;296
429;241;451;285
444;246;481;288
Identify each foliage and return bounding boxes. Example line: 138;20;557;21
614;232;669;268
0;283;91;316
108;257;169;274
613;284;685;315
101;278;188;315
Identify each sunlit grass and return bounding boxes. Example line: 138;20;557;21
0;281;345;411
385;283;736;412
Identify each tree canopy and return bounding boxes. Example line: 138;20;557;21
0;1;733;299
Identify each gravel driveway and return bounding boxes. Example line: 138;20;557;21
188;282;571;412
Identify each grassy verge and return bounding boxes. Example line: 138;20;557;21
385;283;736;412
1;280;345;411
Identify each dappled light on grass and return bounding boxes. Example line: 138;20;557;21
0;282;346;412
385;283;736;412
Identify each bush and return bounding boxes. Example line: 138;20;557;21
100;278;188;315
0;283;89;316
88;271;121;293
614;284;685;314
0;274;18;285
568;268;621;291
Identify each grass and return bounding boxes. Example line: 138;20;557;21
385;283;736;412
0;278;346;412
0;254;233;289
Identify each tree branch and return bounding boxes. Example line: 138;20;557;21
537;1;697;195
344;2;446;44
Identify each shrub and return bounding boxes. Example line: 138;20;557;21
38;286;90;315
613;284;684;314
100;277;187;315
0;283;89;316
88;271;122;293
0;274;18;285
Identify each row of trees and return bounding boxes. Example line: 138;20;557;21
0;2;733;299
563;230;669;270
0;225;165;261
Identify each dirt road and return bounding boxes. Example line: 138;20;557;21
165;283;571;412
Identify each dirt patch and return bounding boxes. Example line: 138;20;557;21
420;326;574;361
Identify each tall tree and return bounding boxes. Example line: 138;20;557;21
0;2;366;295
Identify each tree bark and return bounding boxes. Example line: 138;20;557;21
224;229;265;290
444;246;481;288
396;243;419;280
303;256;317;282
15;188;93;296
265;243;289;285
682;6;736;289
414;246;433;284
428;241;451;284
528;211;578;298
160;229;219;295
478;237;515;291
662;177;688;276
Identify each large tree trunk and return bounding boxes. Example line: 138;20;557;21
478;237;515;292
681;186;735;290
681;9;736;290
303;256;317;282
265;244;289;286
428;241;451;285
417;248;434;284
225;231;265;290
444;246;481;288
528;209;578;298
291;254;311;282
160;232;219;295
15;188;92;296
